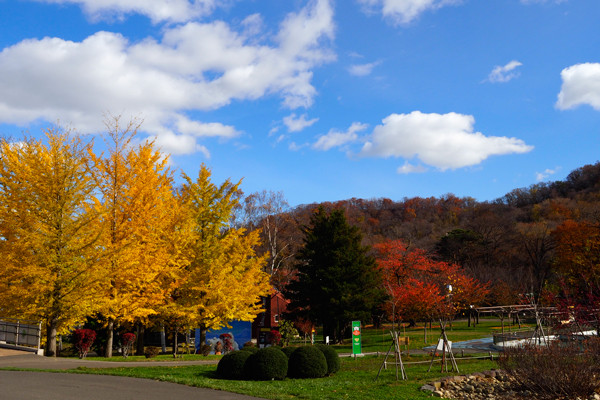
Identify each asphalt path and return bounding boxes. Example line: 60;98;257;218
0;350;265;400
0;349;219;370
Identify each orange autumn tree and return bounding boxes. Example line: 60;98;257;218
88;117;180;357
374;239;488;326
553;219;600;290
551;219;600;330
0;128;102;356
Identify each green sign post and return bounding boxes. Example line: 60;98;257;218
352;321;362;355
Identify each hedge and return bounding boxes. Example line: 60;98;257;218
287;346;327;379
243;347;288;381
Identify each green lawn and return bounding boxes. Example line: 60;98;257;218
22;318;515;399
82;354;222;362
69;355;497;400
59;320;512;399
306;317;532;354
77;317;521;361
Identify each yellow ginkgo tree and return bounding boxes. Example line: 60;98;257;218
0;118;270;357
0;128;102;356
88;116;180;357
173;165;270;346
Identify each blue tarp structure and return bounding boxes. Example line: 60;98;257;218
195;321;252;354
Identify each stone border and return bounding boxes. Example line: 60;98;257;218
420;370;600;400
420;370;513;399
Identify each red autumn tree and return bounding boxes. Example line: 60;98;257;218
374;239;489;324
73;329;96;359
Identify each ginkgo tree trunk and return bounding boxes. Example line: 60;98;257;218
88;116;180;357
0;128;102;356
174;165;270;345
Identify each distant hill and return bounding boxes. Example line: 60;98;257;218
261;161;600;295
498;161;600;208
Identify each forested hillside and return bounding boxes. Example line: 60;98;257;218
252;162;600;305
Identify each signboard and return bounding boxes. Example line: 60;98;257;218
197;321;252;354
352;321;362;355
436;339;452;352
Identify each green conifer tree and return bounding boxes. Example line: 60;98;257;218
285;207;384;343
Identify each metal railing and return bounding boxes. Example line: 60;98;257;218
0;318;42;352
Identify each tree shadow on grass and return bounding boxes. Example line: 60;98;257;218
198;369;219;379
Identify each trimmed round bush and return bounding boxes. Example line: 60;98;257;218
288;346;328;379
144;346;160;359
217;350;252;380
281;346;296;359
241;345;259;354
315;344;340;375
243;347;288;381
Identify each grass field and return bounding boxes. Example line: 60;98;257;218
57;318;514;399
70;355;497;400
78;317;527;360
82;354;222;362
310;317;533;354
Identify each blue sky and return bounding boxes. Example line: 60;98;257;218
0;0;598;207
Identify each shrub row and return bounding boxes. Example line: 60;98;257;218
216;350;253;380
287;346;327;378
217;345;340;381
314;344;340;375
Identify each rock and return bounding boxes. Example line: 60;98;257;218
424;370;536;400
439;377;451;386
463;384;475;393
420;384;436;392
482;370;497;378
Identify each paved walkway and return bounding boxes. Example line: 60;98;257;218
0;349;219;370
0;371;264;400
0;349;264;400
423;337;499;353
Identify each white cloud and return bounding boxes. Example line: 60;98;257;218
152;130;208;156
357;0;461;25
360;111;533;170
33;0;220;23
556;63;600;110
289;141;308;151
268;126;280;136
283;113;319;132
241;13;264;39
487;60;523;83
0;0;335;155
313;122;368;151
348;61;382;76
536;167;560;181
397;162;427;174
175;116;239;138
